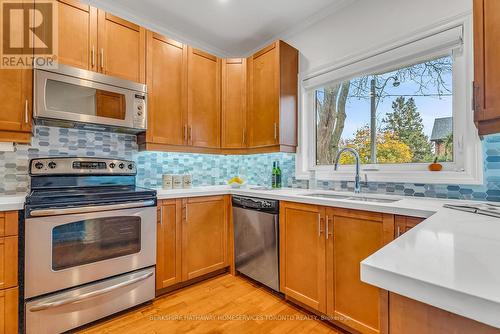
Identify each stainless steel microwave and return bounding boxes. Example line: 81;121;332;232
34;64;147;133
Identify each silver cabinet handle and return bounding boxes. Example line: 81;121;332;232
24;99;29;123
159;205;163;226
188;125;192;143
100;48;104;70
91;45;95;68
326;216;333;239
396;226;401;238
30;200;155;217
184;124;188;142
318;213;324;237
242;129;246;145
29;271;153;312
274;122;277;140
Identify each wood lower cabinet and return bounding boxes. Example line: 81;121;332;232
182;196;228;280
0;211;18;334
474;0;500;135
156;196;230;293
389;293;500;334
280;202;398;334
56;0;97;71
327;208;394;334
280;202;326;313
222;58;247;149
187;48;221;149
394;215;424;238
247;41;298;152
156;200;182;290
0;287;18;334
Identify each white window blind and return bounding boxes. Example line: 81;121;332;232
301;25;464;90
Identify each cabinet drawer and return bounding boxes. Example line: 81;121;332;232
0;237;18;290
0;287;18;334
0;212;17;238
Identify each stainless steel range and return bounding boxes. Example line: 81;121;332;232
23;157;157;334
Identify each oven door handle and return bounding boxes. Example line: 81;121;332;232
29;271;154;312
29;200;156;217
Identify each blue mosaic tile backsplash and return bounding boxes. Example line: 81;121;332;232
0;125;500;202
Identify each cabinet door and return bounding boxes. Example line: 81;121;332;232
146;32;187;146
280;202;326;313
57;0;97;71
394;215;424;238
0;288;18;334
156;200;182;291
0;69;32;140
0;237;18;290
97;11;145;83
327;208;393;334
182;196;228;280
248;43;279;147
222;58;246;149
187;47;221;148
474;0;500;134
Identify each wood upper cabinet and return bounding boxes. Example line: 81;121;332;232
55;1;145;82
156;200;182;291
0;68;32;143
394;215;424;238
280;202;326;313
222;58;247;149
145;32;188;147
182;196;228;281
474;0;500;135
0;288;18;334
187;47;221;149
56;0;97;71
247;40;298;152
326;208;394;334
97;11;146;83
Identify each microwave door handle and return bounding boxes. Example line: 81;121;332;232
29;200;156;217
29;271;154;312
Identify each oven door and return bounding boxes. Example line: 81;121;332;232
25;205;156;299
34;65;146;131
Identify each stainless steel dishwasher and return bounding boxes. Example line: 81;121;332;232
232;196;279;292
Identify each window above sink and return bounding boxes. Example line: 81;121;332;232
296;17;483;185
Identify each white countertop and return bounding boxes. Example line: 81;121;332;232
3;185;500;327
0;194;26;211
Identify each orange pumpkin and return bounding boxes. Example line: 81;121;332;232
428;163;443;171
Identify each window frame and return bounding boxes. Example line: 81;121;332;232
296;15;483;185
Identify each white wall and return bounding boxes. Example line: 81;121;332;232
285;0;472;74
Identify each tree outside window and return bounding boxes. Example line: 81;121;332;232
315;55;453;166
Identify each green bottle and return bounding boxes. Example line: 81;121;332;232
272;161;277;188
276;161;282;188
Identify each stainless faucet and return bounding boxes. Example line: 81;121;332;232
334;148;361;194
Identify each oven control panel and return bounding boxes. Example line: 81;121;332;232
30;158;136;175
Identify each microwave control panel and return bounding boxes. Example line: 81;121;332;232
133;94;147;129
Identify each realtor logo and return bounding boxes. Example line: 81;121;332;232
1;0;58;68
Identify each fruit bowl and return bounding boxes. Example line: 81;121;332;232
227;177;246;188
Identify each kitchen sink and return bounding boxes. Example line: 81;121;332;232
303;193;399;203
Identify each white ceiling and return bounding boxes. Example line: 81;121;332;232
86;0;354;57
